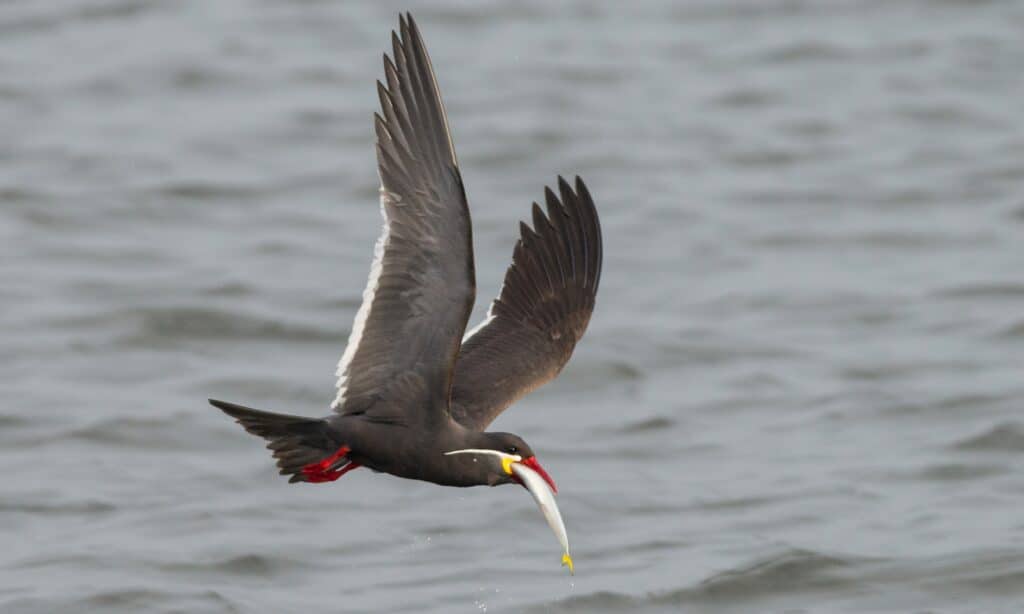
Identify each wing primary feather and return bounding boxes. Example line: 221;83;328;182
545;197;577;288
406;13;458;167
515;222;554;302
390;31;422;155
531;202;568;290
396;18;432;164
557;176;591;292
575;176;602;291
399;17;444;171
382;56;414;139
546;188;581;295
376;81;413;156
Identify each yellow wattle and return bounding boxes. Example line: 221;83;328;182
562;553;574;575
501;456;516;475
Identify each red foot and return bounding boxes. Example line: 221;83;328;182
301;446;362;483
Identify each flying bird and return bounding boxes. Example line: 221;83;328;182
210;13;602;573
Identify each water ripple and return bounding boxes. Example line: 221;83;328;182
953;422;1024;452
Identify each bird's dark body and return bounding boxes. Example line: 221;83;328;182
211;14;601;498
211;397;528;487
331;416;513;487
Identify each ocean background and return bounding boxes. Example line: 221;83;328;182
3;1;1024;612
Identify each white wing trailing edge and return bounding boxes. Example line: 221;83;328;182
334;188;392;408
461;304;495;343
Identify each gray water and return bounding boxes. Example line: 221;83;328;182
3;1;1024;612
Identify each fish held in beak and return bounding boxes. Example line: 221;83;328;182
510;461;574;575
443;448;573;573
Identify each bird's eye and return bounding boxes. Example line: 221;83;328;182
508;446;518;454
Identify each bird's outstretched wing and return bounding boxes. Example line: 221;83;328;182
450;177;602;431
333;14;474;424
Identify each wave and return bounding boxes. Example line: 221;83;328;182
532;549;858;612
159;553;310;577
109;306;340;346
933;282;1024;300
953;421;1024;452
536;548;1024;612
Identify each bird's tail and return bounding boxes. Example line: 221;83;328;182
210;398;347;483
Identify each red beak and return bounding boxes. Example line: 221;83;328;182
517;456;558;494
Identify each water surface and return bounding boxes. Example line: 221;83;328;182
3;1;1024;612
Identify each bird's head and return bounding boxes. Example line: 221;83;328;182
444;431;572;574
444;432;557;493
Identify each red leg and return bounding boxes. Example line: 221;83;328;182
301;446;362;483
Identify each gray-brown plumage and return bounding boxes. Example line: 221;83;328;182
210;13;602;494
332;13;474;429
451;176;602;431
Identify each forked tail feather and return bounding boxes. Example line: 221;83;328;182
210;398;353;483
